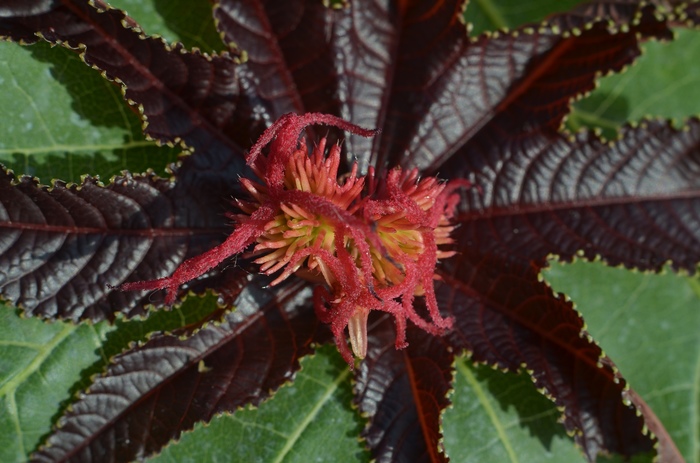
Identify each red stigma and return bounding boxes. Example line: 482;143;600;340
117;113;468;367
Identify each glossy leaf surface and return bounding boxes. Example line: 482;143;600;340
445;119;700;272
354;316;454;463
0;1;697;462
0;167;229;320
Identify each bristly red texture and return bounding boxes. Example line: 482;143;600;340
118;112;466;365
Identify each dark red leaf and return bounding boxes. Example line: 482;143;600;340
0;0;55;39
31;278;317;463
0;0;672;179
214;0;380;168
438;251;654;460
444;119;700;273
405;2;672;172
210;1;671;174
214;0;334;117
0;166;230;321
679;1;700;23
354;314;454;463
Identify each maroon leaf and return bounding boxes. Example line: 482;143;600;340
0;0;55;39
380;1;671;171
354;314;454;463
0;166;229;321
329;0;660;172
546;0;669;31
214;1;333;118
679;1;700;23
0;0;671;177
438;251;654;460
210;1;671;173
31;278;318;462
444;119;700;272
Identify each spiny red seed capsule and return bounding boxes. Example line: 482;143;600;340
117;113;468;366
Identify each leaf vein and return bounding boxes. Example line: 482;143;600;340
0;323;75;399
456;358;520;463
270;367;350;463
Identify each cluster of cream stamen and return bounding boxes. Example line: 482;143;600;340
117;113;466;366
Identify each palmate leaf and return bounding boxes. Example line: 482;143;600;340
0;0;674;321
0;0;697;462
214;0;674;172
387;1;672;172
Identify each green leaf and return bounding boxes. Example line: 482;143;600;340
0;294;220;463
464;0;586;35
107;0;224;54
0;40;178;183
139;264;698;463
7;265;688;463
148;345;369;463
0;303;108;463
441;261;698;463
570;28;700;137
0;0;223;183
544;262;700;463
443;359;589;463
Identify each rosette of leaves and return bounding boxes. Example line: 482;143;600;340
0;0;699;462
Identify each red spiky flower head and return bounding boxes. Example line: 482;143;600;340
118;113;467;366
